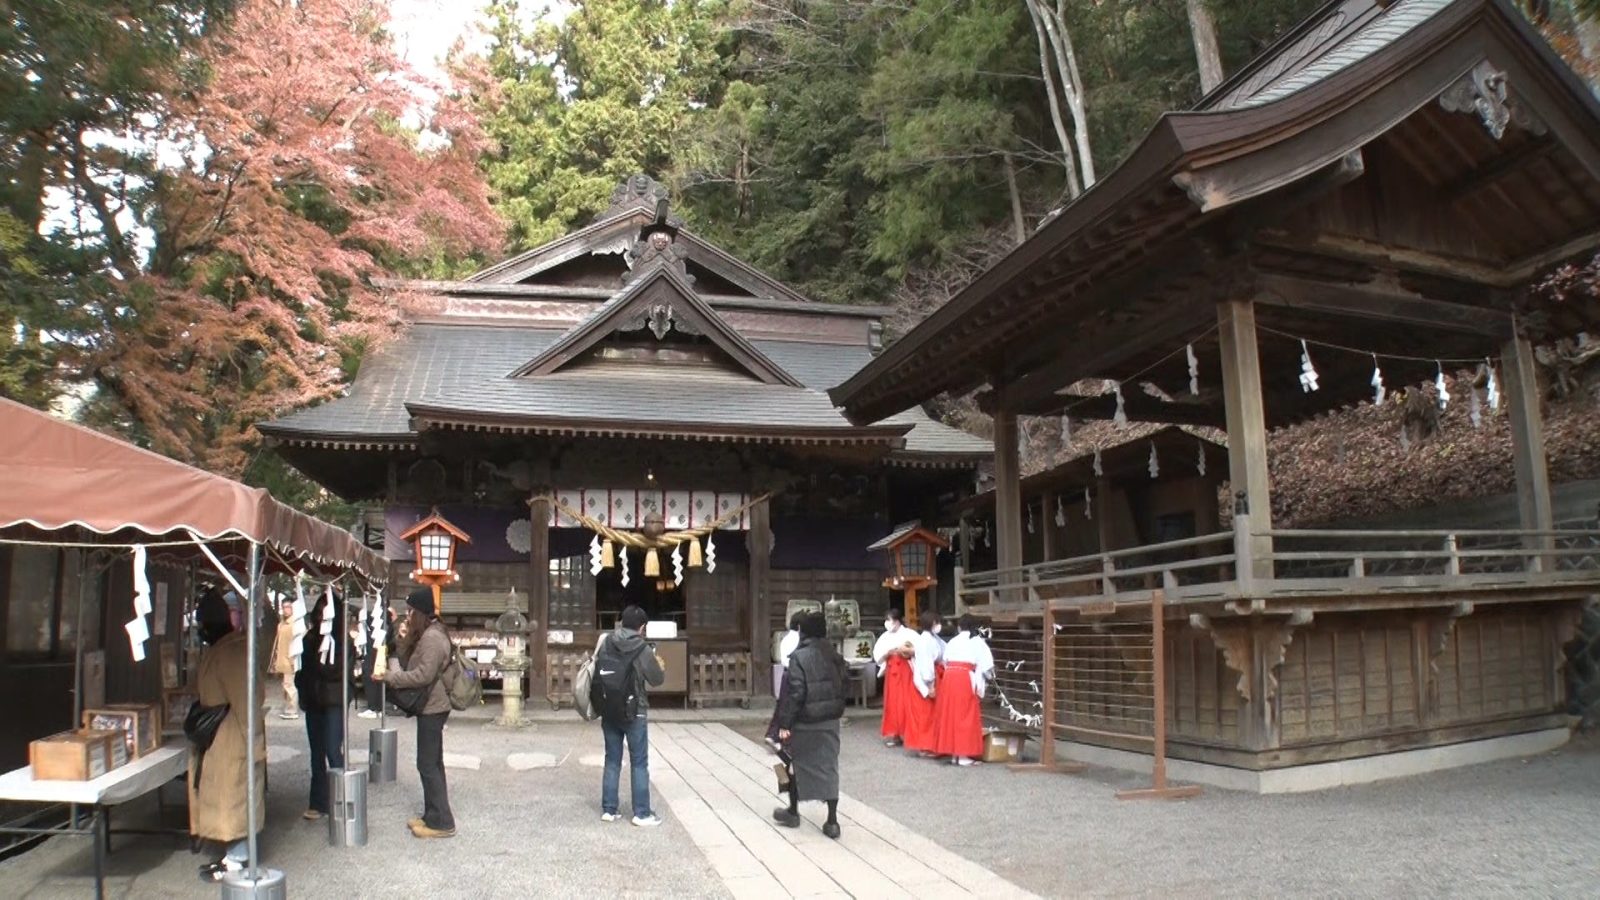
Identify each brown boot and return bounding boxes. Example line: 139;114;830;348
407;817;424;830
410;821;455;839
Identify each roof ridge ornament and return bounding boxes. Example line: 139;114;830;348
1439;60;1547;141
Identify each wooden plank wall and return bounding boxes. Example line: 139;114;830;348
1168;625;1243;745
767;569;884;636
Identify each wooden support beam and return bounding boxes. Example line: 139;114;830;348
749;496;773;690
1253;271;1511;338
527;492;551;701
1503;335;1554;535
1217;299;1274;585
992;407;1024;588
1040;492;1058;563
1050;391;1224;426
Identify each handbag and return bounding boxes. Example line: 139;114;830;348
183;701;230;791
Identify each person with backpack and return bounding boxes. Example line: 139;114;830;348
381;588;457;838
772;612;849;839
595;605;666;826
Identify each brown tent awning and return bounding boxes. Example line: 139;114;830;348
0;398;387;578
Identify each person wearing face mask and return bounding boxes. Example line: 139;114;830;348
902;610;945;757
932;614;996;766
872;609;917;747
189;588;266;883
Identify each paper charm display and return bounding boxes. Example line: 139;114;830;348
704;534;717;574
1371;356;1385;405
290;577;309;672
1435;363;1451;410
671;543;685;586
588;534;604;576
125;545;152;661
619;547;631;587
367;588;387;649
319;587;336;665
1298;340;1319;392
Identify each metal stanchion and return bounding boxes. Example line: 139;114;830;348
370;681;397;784
329;591;368;847
222;544;287;898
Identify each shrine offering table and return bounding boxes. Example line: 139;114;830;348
0;744;188;900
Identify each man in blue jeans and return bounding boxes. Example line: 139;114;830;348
600;605;666;826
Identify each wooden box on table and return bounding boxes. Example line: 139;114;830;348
29;729;127;781
83;702;161;760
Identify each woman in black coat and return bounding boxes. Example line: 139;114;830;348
772;612;848;839
294;590;352;819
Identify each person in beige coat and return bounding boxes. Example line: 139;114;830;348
189;588;267;883
381;588;455;838
268;597;299;720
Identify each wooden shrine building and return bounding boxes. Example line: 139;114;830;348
833;0;1600;788
260;176;986;706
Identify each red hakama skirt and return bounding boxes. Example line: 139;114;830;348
932;661;984;759
880;655;914;740
902;662;942;752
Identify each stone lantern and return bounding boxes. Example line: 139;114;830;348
492;589;530;728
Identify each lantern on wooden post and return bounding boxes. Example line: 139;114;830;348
867;523;951;624
399;509;472;615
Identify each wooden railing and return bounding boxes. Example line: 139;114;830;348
959;528;1600;611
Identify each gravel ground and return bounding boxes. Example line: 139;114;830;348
4;713;727;899
731;720;1600;898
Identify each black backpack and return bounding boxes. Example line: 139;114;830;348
589;636;646;727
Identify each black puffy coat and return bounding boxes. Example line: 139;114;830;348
777;637;848;728
294;597;354;712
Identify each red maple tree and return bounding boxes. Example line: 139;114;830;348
79;0;500;474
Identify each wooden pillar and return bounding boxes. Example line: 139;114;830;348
1217;299;1274;585
1503;335;1554;534
528;492;551;700
1094;476;1114;553
749;496;773;692
1041;491;1058;562
993;406;1024;576
955;514;973;615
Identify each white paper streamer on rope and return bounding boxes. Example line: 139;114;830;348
1485;359;1501;411
290;577;308;672
1186;343;1199;395
1435;363;1451;410
620;547;632;586
1197;439;1207;476
588;534;604;576
995;688;1042;729
1112;382;1128;427
671;543;684;586
1054;495;1066;527
367;587;386;651
1026;505;1035;535
1148;442;1160;479
1371;355;1386;405
704;534;717;574
1469;386;1483;429
1092;448;1103;477
356;594;369;654
1083;486;1092;519
319;587;336;665
125;545;152;661
983;522;992;548
1060;414;1072;449
1298;340;1320;392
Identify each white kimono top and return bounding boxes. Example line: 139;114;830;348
872;625;917;674
911;630;946;699
943;631;996;699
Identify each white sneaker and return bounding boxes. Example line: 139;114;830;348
600;812;621;822
631;814;662;827
277;711;300;720
357;710;379;719
956;756;978;767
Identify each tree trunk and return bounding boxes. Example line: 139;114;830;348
1024;0;1081;198
1004;152;1027;244
1053;0;1095;188
1187;0;1226;95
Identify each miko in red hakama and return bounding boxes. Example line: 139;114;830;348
931;661;984;760
902;662;941;752
880;655;914;741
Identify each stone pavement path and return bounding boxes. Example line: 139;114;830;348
650;723;1039;900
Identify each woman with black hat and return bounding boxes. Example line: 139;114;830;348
380;587;456;838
